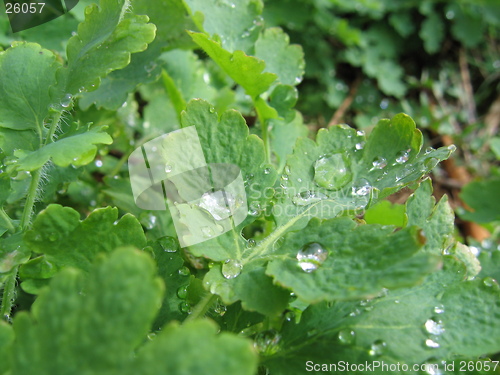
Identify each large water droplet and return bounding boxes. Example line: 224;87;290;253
296;242;328;273
351;178;372;196
371;156;387;170
178;266;190;276
177;285;188;299
369;340;386;356
179;301;192;314
222;259;242;279
199;190;238;221
292;190;327;206
483;277;499;288
313;153;352;190
338;329;356;345
394;149;411;164
158;236;177;252
425;318;445;335
164;165;172;173
254;330;281;355
61;93;73;108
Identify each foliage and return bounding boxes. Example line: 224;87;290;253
0;0;499;374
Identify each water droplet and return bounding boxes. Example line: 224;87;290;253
424;147;434;154
356;130;365;137
351;178;372;196
209;106;216;113
395;149;411;164
95;160;103;168
222;259;242;279
164;165;172;173
201;226;215;238
179;301;192;314
369;340;387;356
483;277;499;288
425;319;445;335
423;158;439;170
447;145;457;152
284;310;295;322
264;167;271;175
178;266;190;276
433;304;445;314
199;190;239;221
254;330;281;355
247;239;256;248
425;339;440;348
177;285;188;299
296;242;328;273
292;190;327;206
338;329;356;345
355;142;365;150
158;236;177;252
281;174;289;181
371;156;387;170
61;93;73;108
314;153;353;190
297;177;302;182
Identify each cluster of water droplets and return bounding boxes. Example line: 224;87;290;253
296;242;328;272
424;304;446;349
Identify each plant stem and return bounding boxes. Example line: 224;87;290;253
19;167;42;231
1;266;18;322
44;110;63;146
0;208;16;233
184;293;218;323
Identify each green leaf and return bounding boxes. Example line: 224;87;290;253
178;99;277;260
0;42;60;131
254;27;305;86
420;12;445;54
134;319;258;375
12;247;164;375
406;178;455;255
364;200;407;227
57;0;156;97
0;321;13;375
449;3;486;48
489;137;500;159
266;217;437;303
459;178;500;223
189;32;277;98
264;257;500;373
15;125;113;171
184;0;263;53
0;233;31;274
23;205;146;274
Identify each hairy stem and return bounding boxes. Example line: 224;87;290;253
1;267;18;322
44;110;63;146
19;169;42;230
184;293;218;323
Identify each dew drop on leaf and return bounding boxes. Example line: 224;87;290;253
369;340;387;356
178;266;190;276
177;285;188;299
483;277;499;288
199;190;238;221
433;304;445;314
61;93;73;108
164;165;172;173
371;156;387;170
425;338;440;348
158;236;177;252
351;178;372;196
338;329;356;345
296;242;328;273
394;149;411;164
201;226;215;238
247;238;256;248
222;259;242;279
313;153;352;190
292;190;327;206
264;167;271;175
424;318;445;335
179;301;191;314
